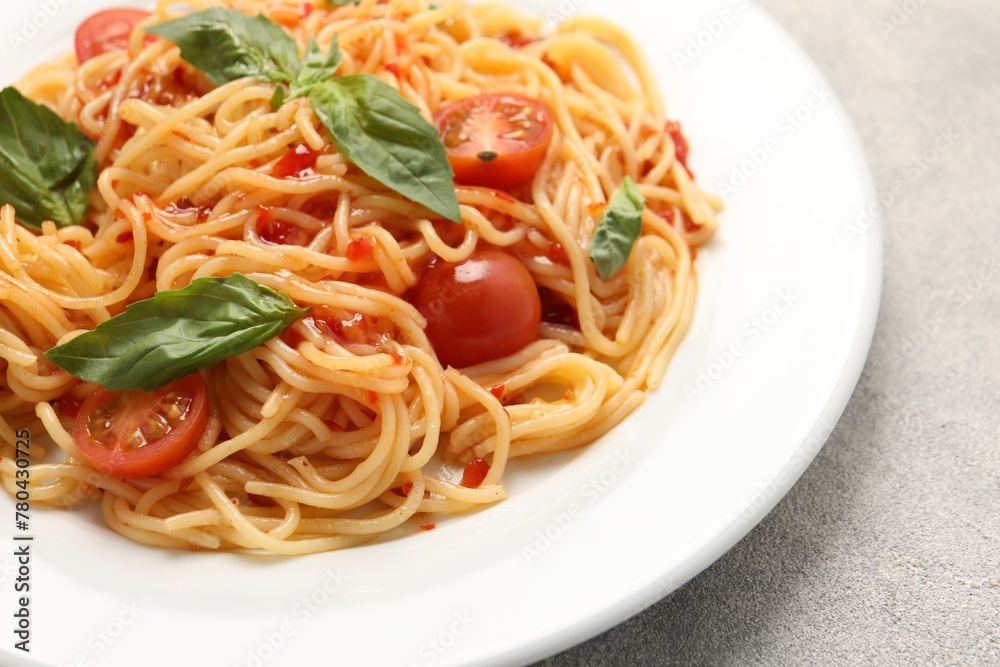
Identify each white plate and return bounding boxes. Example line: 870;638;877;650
0;1;881;666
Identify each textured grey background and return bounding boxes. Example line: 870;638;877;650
535;0;1000;664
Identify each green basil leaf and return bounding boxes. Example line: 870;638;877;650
147;8;301;87
310;76;461;222
589;177;645;280
0;87;97;230
287;36;342;101
45;274;308;392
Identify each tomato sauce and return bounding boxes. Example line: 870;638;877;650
273;144;319;179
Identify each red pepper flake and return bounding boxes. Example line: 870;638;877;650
385;61;402;79
659;207;698;232
393;481;415;497
493;190;517;203
366;389;378;405
302;2;313;18
116;231;134;244
461;459;491;488
490;384;505;399
306;308;372;346
256;205;272;225
390;352;407;365
587;202;606;216
273;144;319;179
65;240;82;251
347;236;376;262
501;33;541;49
419;523;436;531
548;241;570;267
682;210;699;233
665;120;692;175
119;122;137;142
98;69;123;91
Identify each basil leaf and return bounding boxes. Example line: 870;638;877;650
0;87;97;230
45;274;307;392
589;177;645;280
310;77;461;222
147;9;458;221
147;8;301;87
287;37;342;101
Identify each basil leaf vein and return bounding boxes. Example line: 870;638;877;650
45;274;308;392
287;36;343;101
148;8;460;222
0;87;97;230
589;177;646;280
146;7;331;97
310;76;460;222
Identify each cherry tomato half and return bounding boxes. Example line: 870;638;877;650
410;248;541;368
75;9;153;64
435;93;555;189
73;374;209;479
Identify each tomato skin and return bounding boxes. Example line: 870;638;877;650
410;248;541;368
435;94;554;189
75;9;154;64
73;374;209;479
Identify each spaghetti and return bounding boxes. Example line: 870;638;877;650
0;0;720;554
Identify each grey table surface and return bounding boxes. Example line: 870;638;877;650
536;0;1000;665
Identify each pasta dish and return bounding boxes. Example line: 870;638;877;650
0;0;719;554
